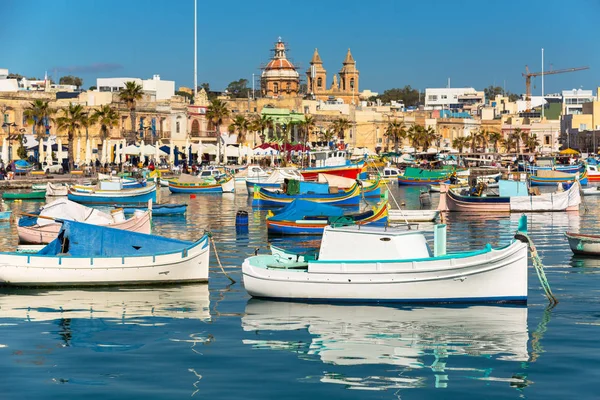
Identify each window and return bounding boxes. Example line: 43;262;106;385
441;94;447;99
286;82;291;93
428;95;438;101
545;136;550;145
317;77;322;88
350;78;355;89
273;83;279;93
580;124;588;131
176;121;180;133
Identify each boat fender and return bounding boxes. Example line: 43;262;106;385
254;247;260;256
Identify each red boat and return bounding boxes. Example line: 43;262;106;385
587;164;600;182
301;150;365;181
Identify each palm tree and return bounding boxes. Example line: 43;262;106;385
119;81;143;139
384;119;406;152
55;104;86;170
300;115;315;144
452;137;468;153
407;125;423;150
250;114;274;145
319;129;336;148
466;134;480;153
520;129;530;153
421;126;437;150
206;99;230;163
526;134;540;153
478;129;491;153
228;114;249;145
92;105;119;141
489;132;502;153
510;128;523;154
331;117;351;141
24;100;56;140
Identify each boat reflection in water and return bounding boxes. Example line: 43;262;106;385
242;300;529;391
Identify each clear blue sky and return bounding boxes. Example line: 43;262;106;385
2;0;599;95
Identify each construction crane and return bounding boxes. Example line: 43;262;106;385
523;65;589;111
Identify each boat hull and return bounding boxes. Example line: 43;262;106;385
252;184;361;207
3;191;46;200
67;185;157;204
0;236;209;287
388;209;439;222
529;171;588;186
117;203;187;215
246;181;280;195
566;232;600;256
242;241;528;303
300;163;364;181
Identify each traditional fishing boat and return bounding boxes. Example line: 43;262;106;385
388;209;439;222
0;220;210;286
266;200;388;235
242;216;530;303
98;173;147;189
252;182;361;207
301;150;365;181
246;168;303;195
169;174;235;194
565;232;600;256
529;170;588;186
14;160;34;174
67;183;157;204
397;166;455;185
17;198;151;244
438;180;581;212
317;173;382;198
586;164;600;182
519;158;582;174
113;202;187;216
582;186;600;196
45;182;68;196
235;165;269;182
2;190;46;200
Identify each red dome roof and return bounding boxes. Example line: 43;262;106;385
265;58;296;70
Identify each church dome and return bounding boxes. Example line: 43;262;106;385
261;38;299;79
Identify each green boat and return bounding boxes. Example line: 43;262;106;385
2;191;47;200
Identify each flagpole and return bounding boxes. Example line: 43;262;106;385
194;0;198;98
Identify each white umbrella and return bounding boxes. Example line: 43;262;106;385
45;143;53;166
91;139;97;161
114;142;121;165
57;138;64;161
85;138;91;165
1;138;8;165
169;141;174;165
38;140;44;165
185;137;190;163
101;139;107;165
155;140;160;163
76;137;81;165
140;140;145;164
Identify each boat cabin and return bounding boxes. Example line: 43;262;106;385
310;150;349;168
382;167;401;179
198;169;223;179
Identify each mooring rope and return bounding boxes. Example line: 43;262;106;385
206;231;236;284
515;230;558;305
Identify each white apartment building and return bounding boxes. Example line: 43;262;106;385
96;74;175;100
562;89;594;115
425;88;480;110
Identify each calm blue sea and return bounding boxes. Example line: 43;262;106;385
1;184;599;399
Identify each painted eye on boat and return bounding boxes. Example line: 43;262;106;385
380;237;391;242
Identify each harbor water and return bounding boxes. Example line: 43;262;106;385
1;184;600;399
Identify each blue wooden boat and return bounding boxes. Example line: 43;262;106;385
529;170;588;186
0;210;12;220
67;184;157;204
114;203;187;216
253;182;361;207
14;160;34;174
266;200;388;235
168;175;234;194
519;160;583;174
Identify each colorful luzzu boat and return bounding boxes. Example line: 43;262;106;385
529;170;588;186
266;200;388;235
168;174;234;194
253;182;361;207
397;167;455;185
67;184;157;204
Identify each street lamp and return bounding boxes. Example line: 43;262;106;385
2;122;17;162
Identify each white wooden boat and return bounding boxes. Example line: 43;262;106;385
582;186;600;196
0;220;209;286
242;217;529;303
565;232;600;256
388;209;439;222
17;198;151;244
45;182;68;196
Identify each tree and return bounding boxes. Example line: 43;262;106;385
484;86;503;101
319;129;336;148
384;119;406;152
228;115;249;145
59;75;83;88
509;128;523;153
92;105;119;141
478;129;491;152
250;114;274;144
527;135;540;153
206;99;230;163
407;124;423;150
452;137;468;153
89;86;97;91
331;117;351;141
119;81;144;139
376;86;421;106
23;100;56;140
300;115;315;144
226;79;252;98
421;126;437;150
55;104;86;170
489;132;502;153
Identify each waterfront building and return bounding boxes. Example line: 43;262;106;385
97;74;175;100
562;88;594;116
424;88;481;111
